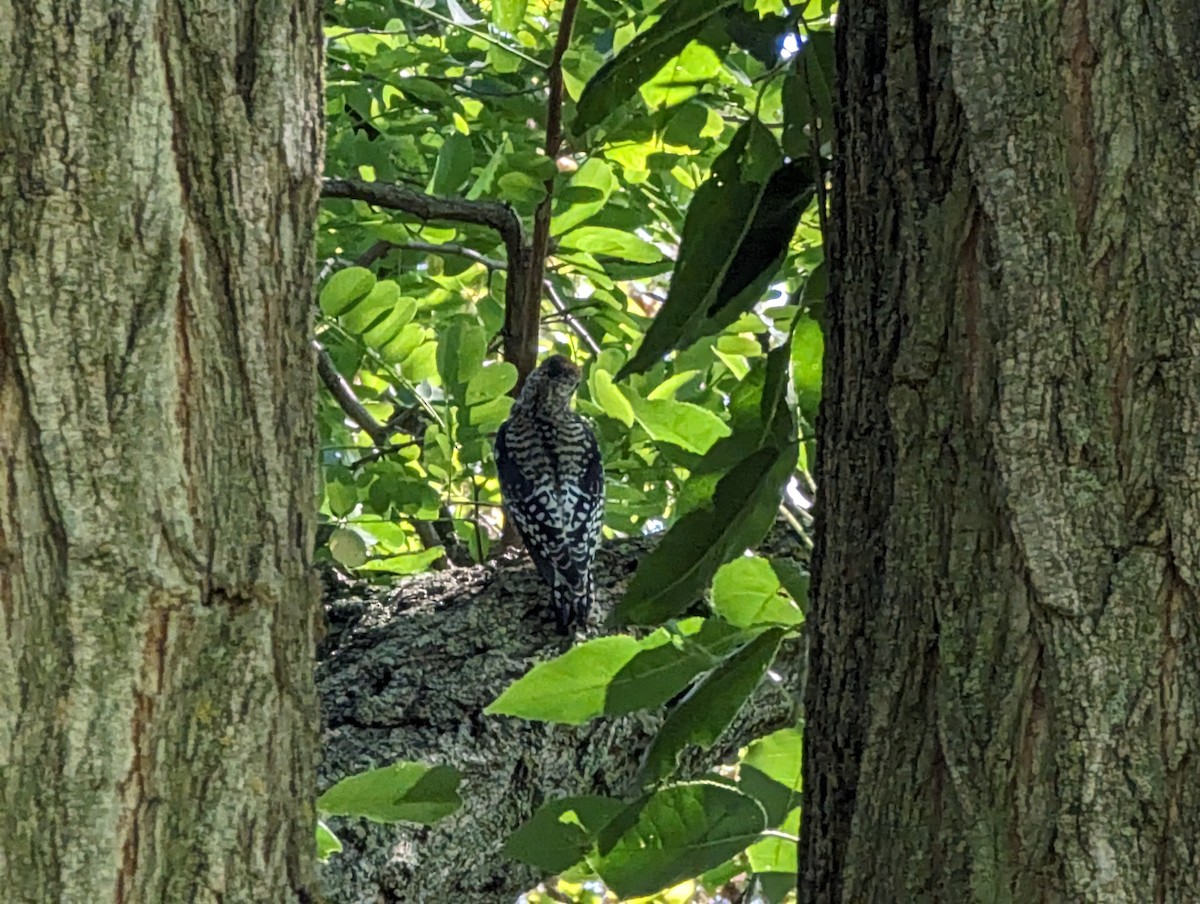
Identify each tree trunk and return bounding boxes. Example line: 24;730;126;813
0;4;323;902
802;2;1200;902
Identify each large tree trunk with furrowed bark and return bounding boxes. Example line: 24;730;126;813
802;2;1200;901
0;3;323;902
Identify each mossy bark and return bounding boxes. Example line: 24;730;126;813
802;2;1200;901
0;3;323;902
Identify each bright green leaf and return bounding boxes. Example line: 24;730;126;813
712;556;803;628
316;820;343;862
320;267;376;317
590;368;635;427
317;762;462;825
574;0;742;133
558;226;663;264
466;362;518;404
628;395;731;455
360;547;447;574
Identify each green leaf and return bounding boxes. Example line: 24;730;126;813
485;636;645;724
628;395;731;455
317;762;462;825
618;121;780;378
320;267;376;317
592;781;767;898
362;295;418;350
712;556;803;628
574;0;742;133
328;527;368;568
589;368;635;427
429;133;474;196
738;727;803;826
503;795;625;874
635;629;784;784
768;556;810;616
558;226;663;264
552;158;618;236
747;809;800;900
360;547;447;574
316;820;343;862
605;618;754;714
465;362;518;404
491;0;528;31
341;279;400;336
614;441;796;625
436;317;486;390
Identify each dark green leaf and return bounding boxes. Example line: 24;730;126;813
317;762;462;825
605;618;754;714
613;441;796;625
618;121;780;378
503;795;625;874
593;781;767;898
429;133;474;196
635;629;784;784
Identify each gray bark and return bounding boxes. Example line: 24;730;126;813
0;3;323;902
803;2;1200;902
316;531;806;904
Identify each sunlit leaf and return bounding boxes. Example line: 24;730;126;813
317;762;462;825
574;0;742;133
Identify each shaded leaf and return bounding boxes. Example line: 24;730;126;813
614;440;796;625
593;781;767;898
606;618;755;715
503;795;625;874
738;727;803;827
635;629;784;785
328;528;368;568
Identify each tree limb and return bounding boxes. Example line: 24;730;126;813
315;526;806;903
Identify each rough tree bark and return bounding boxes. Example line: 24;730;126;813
0;3;323;902
315;530;805;904
802;2;1200;902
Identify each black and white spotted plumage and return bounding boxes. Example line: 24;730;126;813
494;355;604;634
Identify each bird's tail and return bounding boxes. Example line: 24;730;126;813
552;572;593;635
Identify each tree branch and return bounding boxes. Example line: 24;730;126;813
504;0;582;390
314;339;392;447
315;524;806;902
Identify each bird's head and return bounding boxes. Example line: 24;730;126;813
518;355;582;413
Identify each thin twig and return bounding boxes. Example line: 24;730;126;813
543;280;601;354
504;0;581;390
358;239;506;271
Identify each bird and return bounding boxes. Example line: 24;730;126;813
494;355;604;634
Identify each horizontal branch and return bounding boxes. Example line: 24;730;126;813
322;177;522;263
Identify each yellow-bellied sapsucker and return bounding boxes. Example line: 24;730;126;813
494;355;604;633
